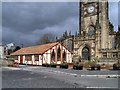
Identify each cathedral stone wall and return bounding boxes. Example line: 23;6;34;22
61;1;120;61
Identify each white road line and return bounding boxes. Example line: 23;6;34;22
86;87;118;88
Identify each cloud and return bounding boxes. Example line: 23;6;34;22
2;27;35;46
2;2;78;34
2;2;78;47
2;2;118;47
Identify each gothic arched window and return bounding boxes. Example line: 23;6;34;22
63;51;66;61
88;26;95;35
51;50;55;61
57;47;61;60
112;39;117;49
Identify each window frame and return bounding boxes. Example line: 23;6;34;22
34;55;39;61
63;50;66;61
15;56;18;60
51;49;55;62
113;53;118;58
25;55;32;61
103;53;107;58
57;46;61;61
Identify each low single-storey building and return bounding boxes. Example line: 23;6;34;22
10;42;73;66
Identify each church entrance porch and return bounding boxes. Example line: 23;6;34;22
82;47;90;61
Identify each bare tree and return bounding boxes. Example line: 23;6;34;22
36;33;55;45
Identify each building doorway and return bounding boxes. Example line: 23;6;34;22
82;47;90;61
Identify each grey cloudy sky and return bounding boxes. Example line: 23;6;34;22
2;1;119;47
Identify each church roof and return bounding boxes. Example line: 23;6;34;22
10;42;60;56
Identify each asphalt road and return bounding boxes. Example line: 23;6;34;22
2;67;119;89
2;68;77;88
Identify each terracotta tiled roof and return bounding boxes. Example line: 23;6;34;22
10;42;60;56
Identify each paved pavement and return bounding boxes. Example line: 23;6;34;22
16;65;119;77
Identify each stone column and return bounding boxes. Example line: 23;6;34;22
101;1;109;49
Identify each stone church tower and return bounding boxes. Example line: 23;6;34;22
61;1;120;61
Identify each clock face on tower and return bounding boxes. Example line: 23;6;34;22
79;2;101;36
88;6;95;13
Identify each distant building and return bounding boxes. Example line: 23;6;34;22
8;46;21;55
0;45;8;59
10;46;16;51
11;42;73;65
7;43;15;50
